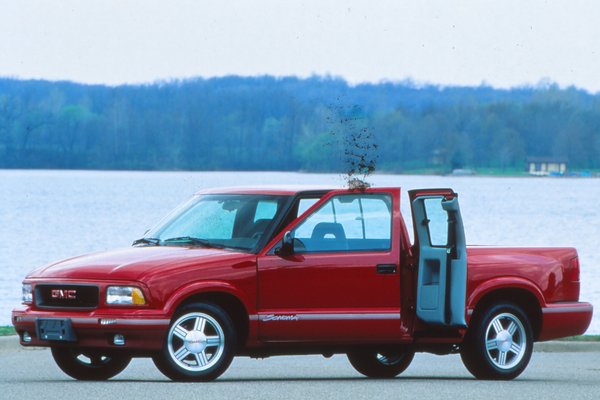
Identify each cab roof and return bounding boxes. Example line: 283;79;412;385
195;185;339;196
195;185;400;196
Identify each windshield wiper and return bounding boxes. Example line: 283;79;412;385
162;236;225;248
132;237;161;246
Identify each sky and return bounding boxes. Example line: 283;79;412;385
1;0;600;92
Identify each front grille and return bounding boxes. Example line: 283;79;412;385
35;284;99;309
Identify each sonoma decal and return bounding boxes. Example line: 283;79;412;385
261;314;299;322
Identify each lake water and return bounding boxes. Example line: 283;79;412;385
1;170;598;333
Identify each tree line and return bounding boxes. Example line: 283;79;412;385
1;76;599;173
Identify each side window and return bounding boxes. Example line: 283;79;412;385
293;194;392;252
241;199;281;241
297;198;319;217
254;200;278;222
362;197;393;239
423;197;448;246
294;201;335;240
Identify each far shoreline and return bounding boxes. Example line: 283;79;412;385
1;168;598;178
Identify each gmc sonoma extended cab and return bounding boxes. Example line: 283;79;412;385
12;186;593;381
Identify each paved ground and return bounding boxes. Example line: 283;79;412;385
1;343;598;400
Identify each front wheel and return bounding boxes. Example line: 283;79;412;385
347;349;414;378
461;302;533;380
50;347;131;380
153;302;236;381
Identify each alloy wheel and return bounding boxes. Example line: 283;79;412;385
484;312;527;370
167;312;225;372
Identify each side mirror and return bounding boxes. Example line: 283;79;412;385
275;230;294;256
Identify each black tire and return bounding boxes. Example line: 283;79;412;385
347;349;414;378
461;302;533;380
153;302;236;381
50;347;131;380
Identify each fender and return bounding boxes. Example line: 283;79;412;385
467;276;546;311
163;280;253;316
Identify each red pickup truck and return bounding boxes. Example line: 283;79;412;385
12;186;592;381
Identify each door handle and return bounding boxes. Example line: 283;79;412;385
376;264;397;274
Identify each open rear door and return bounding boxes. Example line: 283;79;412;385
409;189;467;327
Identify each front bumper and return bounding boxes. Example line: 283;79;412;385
538;302;594;341
12;305;170;350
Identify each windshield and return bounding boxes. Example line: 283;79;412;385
142;194;289;252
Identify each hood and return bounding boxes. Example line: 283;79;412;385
28;246;250;282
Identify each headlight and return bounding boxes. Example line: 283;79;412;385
106;286;146;305
22;283;32;304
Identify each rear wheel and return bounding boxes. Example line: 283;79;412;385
347;349;414;378
50;347;131;380
461;302;533;380
153;302;236;381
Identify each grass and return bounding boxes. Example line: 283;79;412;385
0;326;16;336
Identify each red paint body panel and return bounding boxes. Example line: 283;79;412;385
539;302;593;341
12;186;593;354
12;304;168;349
28;247;258;313
466;246;580;306
462;246;591;341
257;251;405;343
